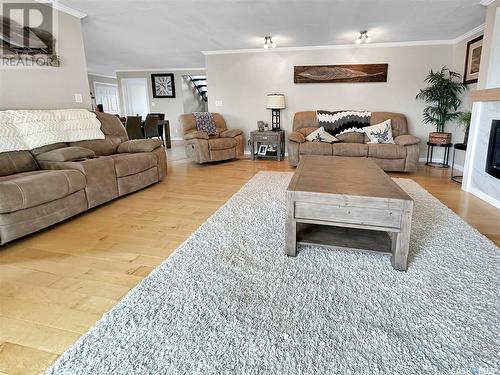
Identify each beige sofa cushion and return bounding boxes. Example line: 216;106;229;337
368;144;406;159
36;147;95;162
30;142;68;156
336;132;365;143
95;112;128;142
220;129;242;138
0;151;39;176
111;153;157;177
209;138;237;150
332;143;368;157
71;135;122;156
297;127;318;137
117;139;162;153
299;142;333;155
0;170;85;213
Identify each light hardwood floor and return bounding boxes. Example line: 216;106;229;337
0;157;499;375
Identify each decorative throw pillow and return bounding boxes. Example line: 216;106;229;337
193;112;217;135
363;119;395;144
306;127;340;143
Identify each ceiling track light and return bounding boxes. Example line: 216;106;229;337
264;36;276;49
355;30;371;44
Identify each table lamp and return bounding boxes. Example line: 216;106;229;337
266;94;286;131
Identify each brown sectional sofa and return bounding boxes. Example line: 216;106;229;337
288;111;420;172
0;112;167;245
179;113;244;164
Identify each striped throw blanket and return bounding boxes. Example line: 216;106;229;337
0;109;104;153
317;110;371;136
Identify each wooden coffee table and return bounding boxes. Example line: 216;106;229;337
285;155;414;271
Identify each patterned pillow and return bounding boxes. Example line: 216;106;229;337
363;119;395;144
305;127;340;143
193;112;217;135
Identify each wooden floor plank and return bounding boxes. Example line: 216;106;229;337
0;342;58;375
0;157;498;375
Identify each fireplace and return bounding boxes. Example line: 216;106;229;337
486;120;500;179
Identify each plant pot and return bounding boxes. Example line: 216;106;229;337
428;132;452;144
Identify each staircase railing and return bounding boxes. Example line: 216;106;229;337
188;75;207;102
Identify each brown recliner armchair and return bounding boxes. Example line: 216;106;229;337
179;113;244;164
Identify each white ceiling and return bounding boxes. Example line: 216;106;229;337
61;0;486;76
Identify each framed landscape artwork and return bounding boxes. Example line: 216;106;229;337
294;64;388;84
151;73;176;98
463;35;483;84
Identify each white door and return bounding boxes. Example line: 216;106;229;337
122;78;149;118
94;82;120;114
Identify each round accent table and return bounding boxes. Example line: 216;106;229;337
451;143;467;183
425;142;452;168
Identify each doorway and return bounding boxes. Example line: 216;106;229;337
94;82;120;114
121;78;150;117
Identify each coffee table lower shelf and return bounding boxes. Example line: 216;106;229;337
296;223;393;256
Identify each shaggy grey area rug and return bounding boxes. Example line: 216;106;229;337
44;172;499;375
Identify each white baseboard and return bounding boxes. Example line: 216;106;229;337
418;157;463;172
468;186;500;209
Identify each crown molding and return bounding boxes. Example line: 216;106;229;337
453;24;485;44
114;67;205;73
35;0;87;19
479;0;495;6
87;72;117;79
202;39;454;55
202;24;487;56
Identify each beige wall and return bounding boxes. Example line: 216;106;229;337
478;0;500;88
88;74;118;94
116;70;205;140
207;44;461;162
451;31;484;166
0;9;91;110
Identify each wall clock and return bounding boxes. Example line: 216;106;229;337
151;73;176;98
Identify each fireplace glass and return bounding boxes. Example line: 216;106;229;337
486;120;500;179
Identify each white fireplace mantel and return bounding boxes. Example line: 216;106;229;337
462;89;500;209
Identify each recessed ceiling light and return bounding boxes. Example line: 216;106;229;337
264;36;276;49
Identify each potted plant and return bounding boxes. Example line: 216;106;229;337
416;67;467;144
457;111;472;145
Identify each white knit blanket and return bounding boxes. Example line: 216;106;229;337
0;109;105;153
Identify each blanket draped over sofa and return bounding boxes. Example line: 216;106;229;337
0;109;104;153
317;110;371;136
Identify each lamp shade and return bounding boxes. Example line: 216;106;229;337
266;94;286;109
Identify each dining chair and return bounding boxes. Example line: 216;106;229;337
145;113;167;146
148;113;165;120
125;116;143;140
144;115;161;139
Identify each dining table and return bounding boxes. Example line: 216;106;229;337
121;117;171;149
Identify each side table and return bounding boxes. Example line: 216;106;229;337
451;143;467;183
250;130;285;161
426;142;452;168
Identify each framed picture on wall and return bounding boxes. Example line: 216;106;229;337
151;73;176;98
463;35;483;84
